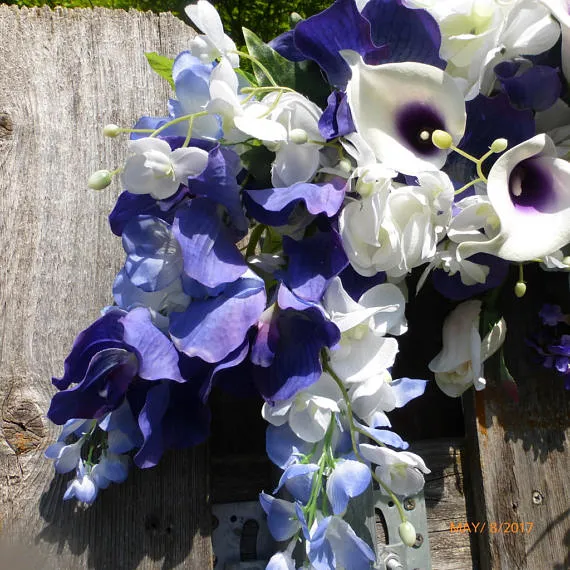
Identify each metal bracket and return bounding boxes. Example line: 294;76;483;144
374;491;432;570
211;501;275;569
212;491;431;570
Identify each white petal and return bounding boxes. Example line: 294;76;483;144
234;115;288;142
171;147;209;182
342;51;466;175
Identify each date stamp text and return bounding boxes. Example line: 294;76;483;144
449;521;534;534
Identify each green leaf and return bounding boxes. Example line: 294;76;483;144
242;27;297;88
144;52;175;89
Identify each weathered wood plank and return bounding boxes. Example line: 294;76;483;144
0;6;213;568
464;268;570;570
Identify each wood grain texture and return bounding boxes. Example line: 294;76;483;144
464;267;570;570
0;6;213;569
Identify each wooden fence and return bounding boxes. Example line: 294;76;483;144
0;6;568;569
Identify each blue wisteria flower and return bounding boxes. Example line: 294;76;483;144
47;0;570;566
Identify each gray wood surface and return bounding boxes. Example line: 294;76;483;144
0;6;213;569
464;269;570;570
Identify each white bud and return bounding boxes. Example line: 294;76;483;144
338;158;352;175
398;521;417;547
103;124;121;138
88;170;113;190
289;128;308;144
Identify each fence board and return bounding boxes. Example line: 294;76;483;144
464;269;570;570
0;6;213;569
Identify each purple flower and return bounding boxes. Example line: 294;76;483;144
48;308;184;425
251;285;340;403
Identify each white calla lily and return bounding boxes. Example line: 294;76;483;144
342;50;466;175
458;134;570;262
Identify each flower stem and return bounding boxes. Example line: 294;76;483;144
324;361;407;523
231;50;278;86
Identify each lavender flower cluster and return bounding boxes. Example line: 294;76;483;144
45;0;570;567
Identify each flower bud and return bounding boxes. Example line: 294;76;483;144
338;158;352;175
289;128;308;144
562;256;570;266
88;170;113;190
103;124;121;138
431;130;453;149
398;521;417;547
514;281;527;298
490;138;508;153
289;12;303;26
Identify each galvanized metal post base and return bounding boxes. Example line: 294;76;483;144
212;491;431;570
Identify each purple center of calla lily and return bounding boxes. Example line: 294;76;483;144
508;157;555;213
395;102;445;156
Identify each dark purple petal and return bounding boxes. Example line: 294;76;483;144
253;306;340;402
188;146;248;233
48;348;138;424
362;0;445;68
318;91;355;140
269;30;306;62
338;264;386;302
120;307;184;382
447;93;535;184
161;381;211;449
109;192;176;237
244;178;347;226
173;198;247;288
170;275;266;363
134;381;170;468
495;62;561;112
432;253;509;301
539;304;565;327
508;157;557;213
53;310;126;390
293;0;389;88
281;229;349;302
200;337;251;401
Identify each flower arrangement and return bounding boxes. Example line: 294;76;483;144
44;0;570;567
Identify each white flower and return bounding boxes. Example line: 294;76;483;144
429;300;507;397
185;0;239;67
323;277;406;384
342;50;466;175
348;370;398;424
540;0;570;83
121;138;209;200
458;134;570;262
261;91;325;187
359;444;430;496
261;373;343;443
207;58;287;143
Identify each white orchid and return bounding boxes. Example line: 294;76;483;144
458;134;570;262
342;50;466;175
429;299;507;397
185;0;239;67
261;372;343;443
323;277;406;384
121;138;209;200
359;444;431;497
206;58;287;143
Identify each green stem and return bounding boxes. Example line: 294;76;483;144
150;111;208;138
454;177;482;196
231;50;278;86
324;362;407;523
245;224;267;259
